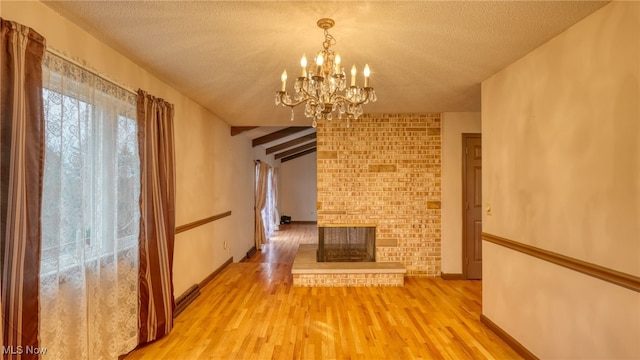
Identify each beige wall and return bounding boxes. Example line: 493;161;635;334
482;1;640;358
441;112;481;274
280;153;317;222
230;135;256;261
317;113;442;276
5;1;255;297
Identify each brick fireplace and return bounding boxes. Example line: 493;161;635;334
316;113;442;276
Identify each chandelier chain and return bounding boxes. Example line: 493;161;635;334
322;29;336;50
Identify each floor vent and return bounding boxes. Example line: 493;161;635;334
174;284;200;318
246;245;257;259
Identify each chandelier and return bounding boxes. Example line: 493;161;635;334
275;18;377;128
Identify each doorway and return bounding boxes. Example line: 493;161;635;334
462;134;482;279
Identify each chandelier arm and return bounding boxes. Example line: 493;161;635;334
327;87;341;102
279;94;315;108
332;91;371;106
299;87;320;103
296;89;320;105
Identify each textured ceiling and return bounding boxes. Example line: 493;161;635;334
43;1;608;127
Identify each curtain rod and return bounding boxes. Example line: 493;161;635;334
46;47;138;96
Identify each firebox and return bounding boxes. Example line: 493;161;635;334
317;225;376;262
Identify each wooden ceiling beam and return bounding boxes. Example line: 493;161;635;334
281;148;317;163
252;127;311;147
265;133;317;154
274;141;317;160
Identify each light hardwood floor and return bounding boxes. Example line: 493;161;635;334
125;223;522;359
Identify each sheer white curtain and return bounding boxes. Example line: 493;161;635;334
39;53;140;359
262;167;275;239
261;166;282;239
272;167;280;232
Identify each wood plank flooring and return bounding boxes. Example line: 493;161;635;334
125;223;522;359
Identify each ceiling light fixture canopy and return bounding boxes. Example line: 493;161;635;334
275;18;377;128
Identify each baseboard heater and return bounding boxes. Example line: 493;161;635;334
246;245;257;259
174;284;200;318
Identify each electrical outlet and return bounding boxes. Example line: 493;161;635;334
223;241;228;249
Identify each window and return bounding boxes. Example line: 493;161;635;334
40;55;140;275
39;52;140;358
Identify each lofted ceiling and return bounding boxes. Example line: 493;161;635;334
42;1;608;128
246;126;317;162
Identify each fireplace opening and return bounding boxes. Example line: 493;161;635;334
317;226;375;262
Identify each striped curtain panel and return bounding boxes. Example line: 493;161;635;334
271;167;280;231
254;161;269;250
0;19;45;359
136;89;176;343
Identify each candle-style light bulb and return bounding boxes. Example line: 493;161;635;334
281;70;287;91
316;53;324;76
350;64;357;86
363;64;370;87
300;54;307;77
335;54;341;74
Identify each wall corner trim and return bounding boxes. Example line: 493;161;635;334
480;314;539;360
482;232;640;293
174;256;233;318
440;272;465;280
